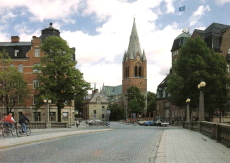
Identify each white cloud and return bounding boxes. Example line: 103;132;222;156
0;0;184;93
0;0;82;23
189;5;210;27
214;0;230;5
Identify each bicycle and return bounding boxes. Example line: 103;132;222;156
1;122;16;137
16;123;31;137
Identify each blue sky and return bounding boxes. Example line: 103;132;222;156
0;0;230;93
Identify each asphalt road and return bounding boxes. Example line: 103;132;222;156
0;122;168;163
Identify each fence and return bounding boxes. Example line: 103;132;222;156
28;122;68;129
183;121;230;148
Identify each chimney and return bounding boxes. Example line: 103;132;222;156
11;36;20;43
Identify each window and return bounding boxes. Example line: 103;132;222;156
33;64;40;73
102;106;105;111
33;80;40;89
50;112;56;121
18;64;23;73
93;110;96;114
15;50;19;57
35;49;40;57
34;112;41;121
227;65;230;73
134;63;142;77
97;97;101;104
62;112;68;121
102;114;105;119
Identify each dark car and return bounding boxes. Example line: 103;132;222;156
144;121;155;126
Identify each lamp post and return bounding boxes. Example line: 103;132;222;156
44;99;51;122
106;108;111;127
186;98;190;122
198;81;206;121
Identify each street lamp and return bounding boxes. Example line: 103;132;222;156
198;81;206;121
106;108;111;127
186;98;190;122
44;99;51;122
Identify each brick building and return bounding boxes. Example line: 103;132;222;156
156;23;230;123
0;23;75;125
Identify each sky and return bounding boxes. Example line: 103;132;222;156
0;0;230;93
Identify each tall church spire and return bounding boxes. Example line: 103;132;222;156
127;18;142;59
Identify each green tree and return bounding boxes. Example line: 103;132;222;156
126;86;146;114
0;50;30;114
34;36;91;122
167;37;230;118
108;103;125;121
147;91;156;114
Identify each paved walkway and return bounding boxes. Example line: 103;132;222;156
155;128;230;163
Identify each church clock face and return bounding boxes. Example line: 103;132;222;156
136;56;140;60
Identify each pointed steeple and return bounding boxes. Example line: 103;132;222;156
122;51;127;62
142;49;147;61
127;18;142;59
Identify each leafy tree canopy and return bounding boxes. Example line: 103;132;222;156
34;36;91;121
167;37;230;117
126;86;146;114
147;91;156;114
108;103;125;121
0;49;30;114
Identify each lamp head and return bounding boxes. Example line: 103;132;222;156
200;81;206;87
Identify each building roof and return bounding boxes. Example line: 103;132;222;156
125;18;145;61
89;91;109;104
102;85;122;96
171;32;191;51
40;23;60;42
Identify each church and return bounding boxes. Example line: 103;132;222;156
83;18;147;120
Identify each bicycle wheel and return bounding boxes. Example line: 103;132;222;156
2;128;10;137
16;128;22;137
11;128;17;136
26;127;31;136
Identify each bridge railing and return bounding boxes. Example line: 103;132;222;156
183;121;230;148
26;122;68;129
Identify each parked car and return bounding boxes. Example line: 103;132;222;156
144;121;155;126
138;120;146;125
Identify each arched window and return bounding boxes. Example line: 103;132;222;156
135;66;138;76
134;62;142;77
18;64;23;73
139;66;142;77
125;65;129;78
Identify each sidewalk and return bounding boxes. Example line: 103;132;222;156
155;128;230;163
0;125;113;149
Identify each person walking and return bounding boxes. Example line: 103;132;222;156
76;120;79;127
19;112;30;134
4;113;15;129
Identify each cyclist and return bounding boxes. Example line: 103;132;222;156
3;113;15;129
19;112;30;134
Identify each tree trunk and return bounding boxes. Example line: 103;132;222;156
57;105;62;122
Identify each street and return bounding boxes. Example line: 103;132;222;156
0;122;168;163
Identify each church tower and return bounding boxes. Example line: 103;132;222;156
122;18;147;94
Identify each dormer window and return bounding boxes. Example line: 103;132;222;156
97;97;101;104
15;50;19;57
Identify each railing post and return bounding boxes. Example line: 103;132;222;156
216;124;221;143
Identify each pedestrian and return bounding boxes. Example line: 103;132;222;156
4;113;15;129
19;112;30;134
76;120;79;127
